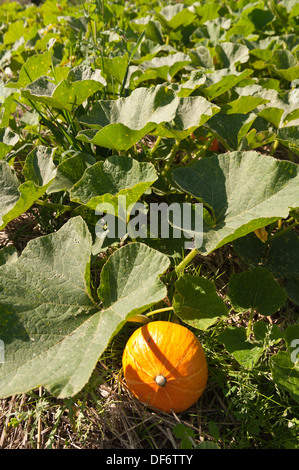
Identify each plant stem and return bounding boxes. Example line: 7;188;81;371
270;139;279;156
180;152;192;165
268;220;298;242
175;248;198;275
161;139;180;177
128;307;174;324
147;306;174;316
246;307;255;338
150;135;162;156
35;199;73;212
120;30;145;97
37;386;42;449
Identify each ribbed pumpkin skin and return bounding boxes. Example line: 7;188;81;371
122;321;208;414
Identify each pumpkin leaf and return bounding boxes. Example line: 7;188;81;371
5;50;52;89
77;85;179;151
47;152;96;194
173;274;228;330
22;145;57;186
153;96;220;140
200;69;253;100
0;217;170;399
233;230;299;282
175;70;207;97
268;50;299;82
233;232;266;268
284;279;299;306
0;128;19;159
277;126;299;151
0;147;57;230
221;96;269;115
155;4;196;30
215;42;250;70
228;267;287;316
22;65;106;112
266;231;299;279
204;111;257;150
218;326;264;370
70;155;157;219
235;86;299;129
0;246;18;266
0;216;98;398
0;91;19;129
134;52;191;82
171;151;299;255
97;242;170;316
270;325;299;403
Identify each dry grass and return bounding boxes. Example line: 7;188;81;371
0;367;234;449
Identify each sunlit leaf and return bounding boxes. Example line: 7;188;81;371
77;85;178;150
172;151;299;254
0;218;170;398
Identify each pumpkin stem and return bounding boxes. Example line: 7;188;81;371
127;314;150;324
155;375;167;387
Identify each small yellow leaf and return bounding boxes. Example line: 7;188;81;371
127;314;150;324
254;227;268;243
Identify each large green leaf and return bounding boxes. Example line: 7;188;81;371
270;324;299;403
22;65;106;111
173;274;228;330
200;69;253;100
278;126;299;151
174;70;207;97
70;155;157;219
5;51;52;89
0;246;18;266
194;2;222;24
97;242;170;316
221;96;269;115
191;17;231;45
204;111;257;150
235;85;299;128
0;217;170;398
228;267;287;316
23;145;57;186
215;42;249;70
218;326;264;370
133;52;191;82
0;128;19;160
0;147;57;230
47;152;96;194
0;217;97;398
268;50;299;82
233;230;299;280
171;151;299;255
0;89;19;128
77;85;179;151
3;19;26;46
154;96;220;140
155;4;196;30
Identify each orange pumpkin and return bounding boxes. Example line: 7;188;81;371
122;321;208;414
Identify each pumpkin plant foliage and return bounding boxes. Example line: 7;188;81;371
0;0;299;409
0;217;170;398
171;151;299;255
